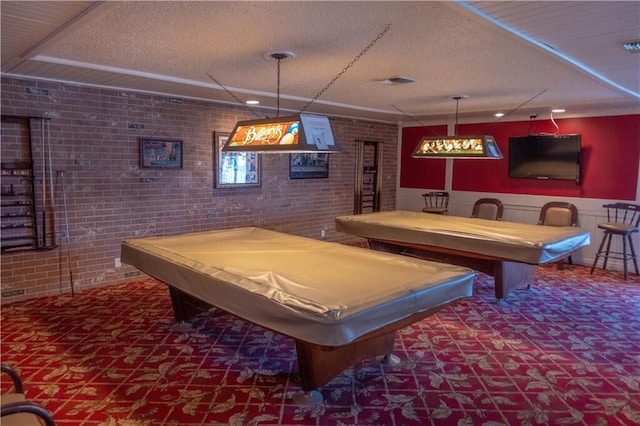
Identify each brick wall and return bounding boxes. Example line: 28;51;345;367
1;77;398;303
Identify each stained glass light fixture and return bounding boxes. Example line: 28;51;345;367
412;96;503;159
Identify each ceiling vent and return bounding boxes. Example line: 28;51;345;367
381;77;416;85
622;41;640;53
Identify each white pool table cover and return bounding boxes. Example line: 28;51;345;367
335;210;591;264
121;227;474;346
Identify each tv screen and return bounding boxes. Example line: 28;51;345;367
508;134;581;183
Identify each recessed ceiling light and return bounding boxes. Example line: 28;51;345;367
552;108;566;113
246;100;260;105
494;112;505;118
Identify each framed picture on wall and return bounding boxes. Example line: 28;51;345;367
140;138;183;169
290;153;329;179
214;132;261;188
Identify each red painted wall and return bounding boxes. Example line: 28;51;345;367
400;125;447;189
401;115;639;200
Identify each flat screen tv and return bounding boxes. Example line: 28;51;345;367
508;134;581;183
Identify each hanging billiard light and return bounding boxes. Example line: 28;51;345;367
223;52;339;154
412;96;503;159
223;113;338;154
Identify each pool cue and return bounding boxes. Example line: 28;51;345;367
58;170;74;297
41;118;47;248
46;119;56;247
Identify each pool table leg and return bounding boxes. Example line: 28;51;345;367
168;286;211;321
295;331;396;392
494;261;536;303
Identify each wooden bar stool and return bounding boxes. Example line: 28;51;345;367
590;203;640;280
421;191;449;214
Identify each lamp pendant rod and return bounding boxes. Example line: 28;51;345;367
269;52;289;117
454;97;460;136
276;56;282;117
451;95;467;136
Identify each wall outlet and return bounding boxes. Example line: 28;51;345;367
321;229;326;238
114;257;121;268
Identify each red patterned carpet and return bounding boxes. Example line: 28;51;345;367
1;264;639;425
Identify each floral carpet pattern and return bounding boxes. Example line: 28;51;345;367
1;265;639;425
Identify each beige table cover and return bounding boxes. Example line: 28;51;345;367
121;227;474;346
335;210;591;264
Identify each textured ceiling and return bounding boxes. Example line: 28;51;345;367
1;1;639;124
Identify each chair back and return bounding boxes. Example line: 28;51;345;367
538;202;578;227
471;198;503;220
1;364;56;426
421;191;449;214
604;203;640;228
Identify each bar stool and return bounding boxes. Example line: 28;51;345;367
590;202;640;280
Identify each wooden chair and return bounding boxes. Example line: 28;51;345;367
590;203;640;280
471;198;503;220
421;191;449;214
538;202;579;269
1;364;55;426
